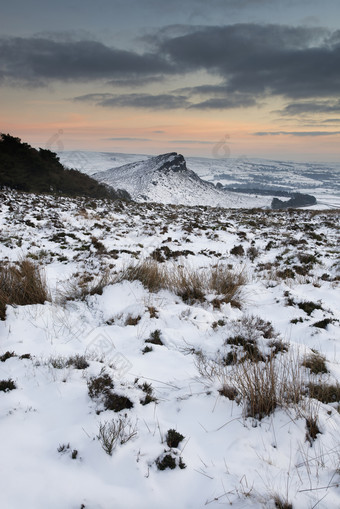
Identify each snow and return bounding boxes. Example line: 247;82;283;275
92;152;270;208
59;150;340;209
0;189;340;508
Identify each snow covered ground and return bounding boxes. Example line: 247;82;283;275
0;189;340;508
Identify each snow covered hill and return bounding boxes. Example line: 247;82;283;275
59;150;340;209
93;152;269;207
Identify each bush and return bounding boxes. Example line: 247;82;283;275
230;245;244;256
156;454;177;470
104;392;133;412
308;382;340;403
0;379;16;392
145;329;163;346
0;259;50;319
0;351;16;362
302;352;328;374
313;318;332;329
142;346;153;354
67;355;89;370
298;300;323;316
171;266;206;304
88;371;114;399
138;381;157;405
225;335;265;363
97;416;137;455
166;429;184;448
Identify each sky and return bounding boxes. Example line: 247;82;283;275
1;0;340;162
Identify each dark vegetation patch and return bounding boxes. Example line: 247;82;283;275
302;352;328;374
156;454;176;470
0;134;130;200
308;383;340;403
218;384;239;400
125;315;141;326
225;336;265;363
68;355;89;370
306;416;321;445
142;346;153;354
136;381;158;405
104;393;134;412
166;429;184;448
0;351;16;362
268;340;289;355
230;244;244;256
298;301;323;316
0;379;16;392
151;245;194;262
156;453;186;471
88;371;114;399
313;318;333;329
145;330;163;346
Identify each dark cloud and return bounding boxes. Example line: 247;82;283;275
279;100;340;116
107;76;165;88
189;95;257;110
74;92;190;110
2;24;340;114
174;84;258;109
253;131;340;136
0;36;171;86
322;118;340;123
161;24;340;100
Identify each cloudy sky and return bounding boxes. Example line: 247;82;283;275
1;0;340;161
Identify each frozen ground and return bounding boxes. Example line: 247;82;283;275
0;189;340;508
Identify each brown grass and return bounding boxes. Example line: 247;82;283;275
57;269;114;303
121;259;247;306
196;351;304;420
235;354;304;419
121;259;166;293
302;352;329;374
0;259;50;319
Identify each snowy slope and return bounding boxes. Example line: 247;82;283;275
59;150;340;208
0;189;340;509
93;152;270;207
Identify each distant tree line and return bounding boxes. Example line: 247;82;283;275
271;193;317;209
0;133;130;201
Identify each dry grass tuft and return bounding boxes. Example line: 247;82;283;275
121;259;247;306
57;269;114;303
121;259;166;293
196;351;304;420
0;259;50;319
